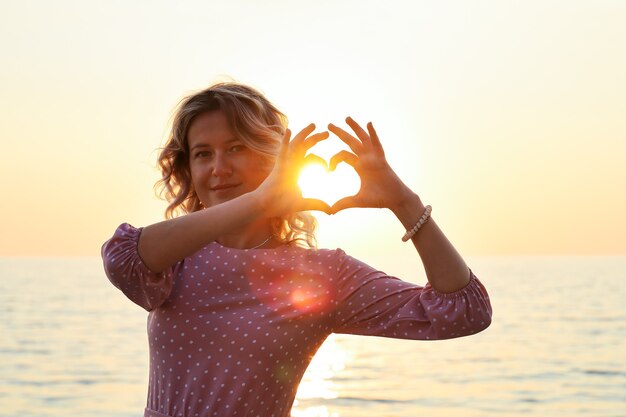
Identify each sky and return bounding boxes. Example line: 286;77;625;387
1;0;625;261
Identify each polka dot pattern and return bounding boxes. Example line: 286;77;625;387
102;223;492;417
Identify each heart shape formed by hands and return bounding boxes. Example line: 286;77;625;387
298;159;361;207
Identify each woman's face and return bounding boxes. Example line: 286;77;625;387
188;110;273;208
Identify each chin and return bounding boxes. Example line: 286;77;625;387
207;194;240;207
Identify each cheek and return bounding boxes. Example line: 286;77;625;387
247;168;270;186
259;155;275;170
243;154;273;176
189;163;208;187
254;158;274;180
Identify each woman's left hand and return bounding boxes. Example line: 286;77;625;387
327;117;414;214
330;118;472;294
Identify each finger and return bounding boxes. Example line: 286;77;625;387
299;198;332;215
302;153;329;170
328;123;363;154
329;150;358;171
330;196;360;214
279;129;291;161
366;122;384;152
291;123;317;147
345;117;372;148
301;131;329;153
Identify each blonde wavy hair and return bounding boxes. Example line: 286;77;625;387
155;82;317;248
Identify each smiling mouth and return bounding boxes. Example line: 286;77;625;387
210;184;240;191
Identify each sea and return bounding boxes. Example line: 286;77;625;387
1;256;624;417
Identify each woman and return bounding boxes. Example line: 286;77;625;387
102;82;492;417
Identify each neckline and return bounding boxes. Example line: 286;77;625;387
248;235;273;250
210;240;289;252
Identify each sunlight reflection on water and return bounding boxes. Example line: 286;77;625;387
295;335;347;401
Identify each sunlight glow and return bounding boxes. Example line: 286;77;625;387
298;162;361;207
295;335;348;401
290;405;340;417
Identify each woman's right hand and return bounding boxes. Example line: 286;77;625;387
253;124;332;217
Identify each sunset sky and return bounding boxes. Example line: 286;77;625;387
1;0;625;261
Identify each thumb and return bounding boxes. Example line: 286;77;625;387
302;153;329;171
330;196;359;214
329;150;357;172
299;198;332;215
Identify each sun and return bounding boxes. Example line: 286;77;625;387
297;160;360;206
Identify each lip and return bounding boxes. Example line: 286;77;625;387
210;183;240;191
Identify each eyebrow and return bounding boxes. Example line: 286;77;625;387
190;138;241;151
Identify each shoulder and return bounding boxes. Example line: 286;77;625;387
285;246;372;277
288;246;347;263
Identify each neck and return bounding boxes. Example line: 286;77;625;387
216;221;277;249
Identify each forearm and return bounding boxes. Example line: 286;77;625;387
390;188;470;293
138;192;263;273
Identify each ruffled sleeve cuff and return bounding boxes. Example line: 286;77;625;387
413;270;492;339
101;223;175;311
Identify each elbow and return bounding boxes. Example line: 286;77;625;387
443;307;492;339
476;312;492;334
468;307;492;336
101;241;121;286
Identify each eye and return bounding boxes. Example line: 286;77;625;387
194;150;213;159
229;145;245;153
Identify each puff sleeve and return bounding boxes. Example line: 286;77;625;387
101;223;177;311
330;250;492;340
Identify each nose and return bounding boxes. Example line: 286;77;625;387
211;153;232;177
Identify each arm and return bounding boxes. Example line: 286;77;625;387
389;188;470;293
138;125;331;273
330;249;491;339
328;117;469;293
138;191;265;272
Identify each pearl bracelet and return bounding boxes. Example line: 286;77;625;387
401;205;432;242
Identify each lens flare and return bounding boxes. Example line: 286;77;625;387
246;256;332;317
289;279;329;313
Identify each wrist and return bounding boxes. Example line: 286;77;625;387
248;188;269;214
390;189;426;230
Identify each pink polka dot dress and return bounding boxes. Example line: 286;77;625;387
102;223;492;417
